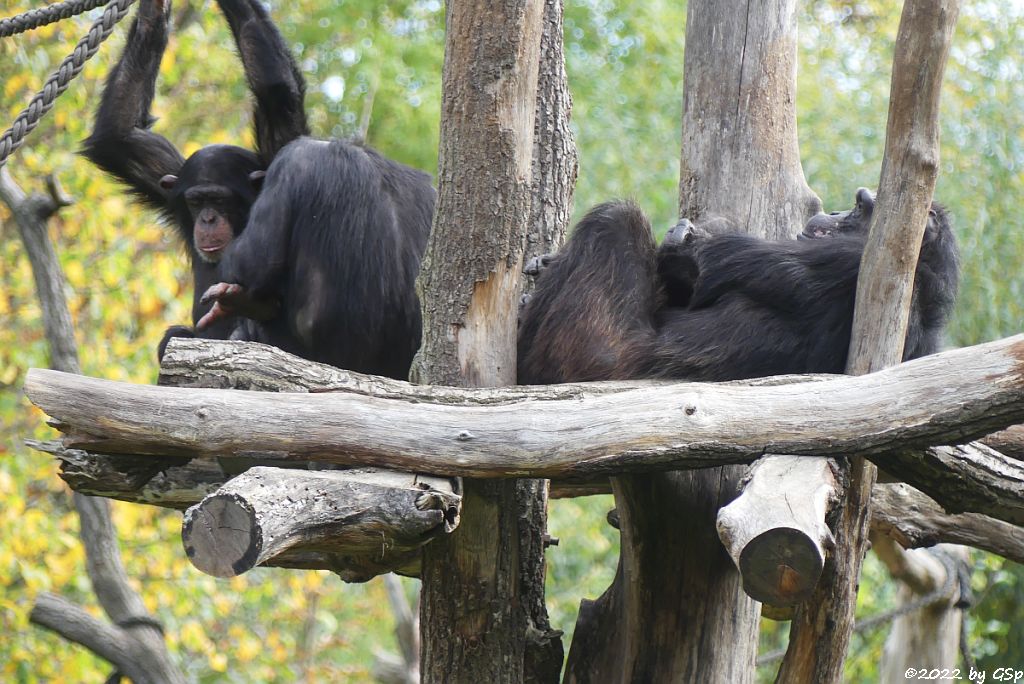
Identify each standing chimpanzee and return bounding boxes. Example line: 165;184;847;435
517;188;959;384
83;0;307;353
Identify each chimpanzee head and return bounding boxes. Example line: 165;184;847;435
801;187;949;247
159;144;266;263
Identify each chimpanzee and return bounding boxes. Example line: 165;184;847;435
196;136;435;379
517;188;959;385
83;0;308;354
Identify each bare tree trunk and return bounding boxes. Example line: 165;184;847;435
779;2;960;681
413;0;563;681
874;538;968;683
567;1;813;680
1;167;185;683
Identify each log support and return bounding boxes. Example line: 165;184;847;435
182;467;460;581
716;456;841;606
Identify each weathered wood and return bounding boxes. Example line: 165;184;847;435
716;456;841;606
181;467;459;581
873;539;968;682
38;437;1023;565
24;335;1024;478
983;425;1024;461
872;483;1024;564
780;2;961;682
409;0;558;680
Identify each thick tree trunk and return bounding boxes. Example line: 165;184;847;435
412;1;564;681
568;1;816;679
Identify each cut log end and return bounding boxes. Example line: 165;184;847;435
739;528;824;606
182;494;262;577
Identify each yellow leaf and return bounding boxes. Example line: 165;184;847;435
209;652;228;672
64;260;85;288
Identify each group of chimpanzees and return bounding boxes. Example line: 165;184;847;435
85;0;960;386
517;189;959;384
84;0;434;379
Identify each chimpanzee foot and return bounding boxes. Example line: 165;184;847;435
663;218;696;246
524;253;555;277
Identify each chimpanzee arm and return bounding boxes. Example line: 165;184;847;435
216;0;308;164
82;0;184;212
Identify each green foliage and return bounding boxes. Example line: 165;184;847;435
1;0;1022;680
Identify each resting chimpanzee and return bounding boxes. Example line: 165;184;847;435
83;0;308;354
517;188;959;384
195;136;435;379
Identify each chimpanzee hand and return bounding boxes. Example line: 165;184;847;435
198;282;279;329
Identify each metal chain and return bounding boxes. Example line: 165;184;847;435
1;0;110;39
0;0;136;167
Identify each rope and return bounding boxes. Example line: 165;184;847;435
0;0;136;168
1;0;110;38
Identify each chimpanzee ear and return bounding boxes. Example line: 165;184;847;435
159;174;178;190
249;170;267;191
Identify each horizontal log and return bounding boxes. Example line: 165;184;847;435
871;483;1024;564
182;467;460;580
23;335;1024;480
29;441;1024;564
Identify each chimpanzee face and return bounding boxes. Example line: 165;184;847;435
159;145;264;263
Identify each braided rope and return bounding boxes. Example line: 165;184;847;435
0;0;110;39
0;0;135;167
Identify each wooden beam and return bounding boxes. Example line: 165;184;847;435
22;334;1024;480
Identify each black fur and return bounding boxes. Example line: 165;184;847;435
82;0;308;349
204;137;435;379
518;189;959;385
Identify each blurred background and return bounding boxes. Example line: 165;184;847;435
1;0;1021;680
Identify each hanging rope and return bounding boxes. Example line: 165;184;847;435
0;0;110;38
0;0;136;168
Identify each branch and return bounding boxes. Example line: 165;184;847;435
3;165;184;683
22;335;1024;478
182;467;460;580
30;593;134;671
872;483;1024;563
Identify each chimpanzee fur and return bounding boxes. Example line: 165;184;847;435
83;0;435;379
199;137;435;379
517;189;959;384
83;0;307;350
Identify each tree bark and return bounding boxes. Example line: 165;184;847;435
780;2;960;681
181;467;459;580
24;337;1024;485
411;1;561;681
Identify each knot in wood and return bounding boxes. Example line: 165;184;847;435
195;407;209;419
684;404;697;416
455;430;475;441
